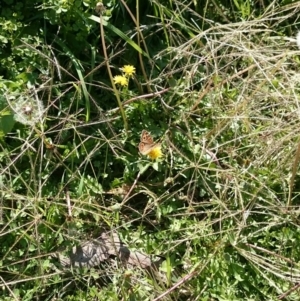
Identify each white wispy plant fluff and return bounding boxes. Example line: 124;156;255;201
7;94;44;126
296;31;300;49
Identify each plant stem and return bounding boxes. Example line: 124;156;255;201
99;13;128;131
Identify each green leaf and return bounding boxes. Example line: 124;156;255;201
89;15;150;59
0;112;15;137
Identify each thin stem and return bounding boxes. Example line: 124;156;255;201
120;0;151;92
99;13;128;131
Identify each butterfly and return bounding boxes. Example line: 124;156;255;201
138;130;160;155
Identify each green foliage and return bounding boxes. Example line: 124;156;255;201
1;0;300;300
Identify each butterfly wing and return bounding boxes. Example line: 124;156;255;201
140;130;154;144
139;130;161;155
139;142;161;155
138;142;152;155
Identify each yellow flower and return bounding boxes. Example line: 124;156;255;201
113;75;128;87
147;145;163;160
121;65;136;77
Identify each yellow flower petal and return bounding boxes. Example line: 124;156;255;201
121;65;136;77
113;75;128;87
147;145;163;160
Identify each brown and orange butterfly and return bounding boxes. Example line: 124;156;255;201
138;130;160;155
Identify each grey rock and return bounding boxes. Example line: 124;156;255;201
53;231;164;270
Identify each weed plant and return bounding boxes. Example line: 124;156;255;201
1;0;300;300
